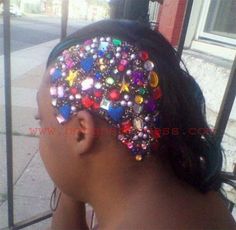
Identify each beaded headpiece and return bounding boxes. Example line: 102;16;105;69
49;37;162;161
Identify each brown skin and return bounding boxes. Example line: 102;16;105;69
36;68;236;230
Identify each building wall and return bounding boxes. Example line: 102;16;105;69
157;0;187;47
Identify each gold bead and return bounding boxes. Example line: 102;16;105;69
135;95;144;104
135;154;143;161
100;65;107;71
149;71;159;88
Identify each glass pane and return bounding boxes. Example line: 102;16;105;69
204;0;236;39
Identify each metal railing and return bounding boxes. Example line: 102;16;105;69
1;0;236;229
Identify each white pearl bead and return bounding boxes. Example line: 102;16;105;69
138;132;143;137
127;101;133;107
126;70;132;76
124;95;129;101
120;100;127;106
115;53;121;58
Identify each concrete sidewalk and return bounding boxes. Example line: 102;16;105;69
0;40;235;229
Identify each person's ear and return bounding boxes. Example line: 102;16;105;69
72;110;95;155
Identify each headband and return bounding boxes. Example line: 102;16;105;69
49;36;162;161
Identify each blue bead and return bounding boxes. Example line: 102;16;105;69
108;105;124;123
81;57;94;73
98;50;105;57
98;42;109;52
59;104;71;120
52;69;62;82
95;72;102;80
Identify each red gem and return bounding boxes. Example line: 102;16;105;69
139;51;149;61
93;102;100;110
82;96;94;108
118;64;125;72
70;87;78;95
94;90;103;98
109;89;120;101
152;87;162;100
121;120;132;134
151;128;161;139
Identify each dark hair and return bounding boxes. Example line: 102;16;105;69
47;20;223;193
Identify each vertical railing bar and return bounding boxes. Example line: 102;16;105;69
177;0;194;58
214;56;236;144
61;0;69;41
123;0;129;19
3;0;14;228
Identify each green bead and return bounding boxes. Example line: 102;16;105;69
106;77;115;85
138;87;148;95
112;39;122;46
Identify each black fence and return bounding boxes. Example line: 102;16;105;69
1;0;236;229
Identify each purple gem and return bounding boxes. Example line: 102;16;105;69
84;39;92;45
145;99;157;112
132;71;144;85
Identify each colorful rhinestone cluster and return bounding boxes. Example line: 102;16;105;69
49;37;162;161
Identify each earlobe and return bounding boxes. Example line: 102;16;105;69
74;110;95;155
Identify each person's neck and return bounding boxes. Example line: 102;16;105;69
88;154;181;229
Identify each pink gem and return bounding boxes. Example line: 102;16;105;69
127;142;133;149
120;59;128;66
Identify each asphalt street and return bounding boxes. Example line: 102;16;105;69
0;15;90;55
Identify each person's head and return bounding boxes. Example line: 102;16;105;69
37;20;222;202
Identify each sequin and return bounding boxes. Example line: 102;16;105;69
149;71;159;88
